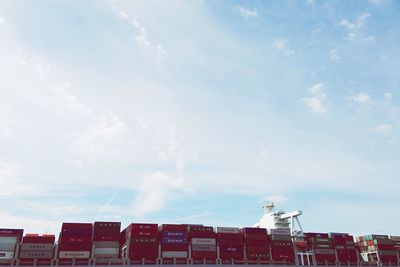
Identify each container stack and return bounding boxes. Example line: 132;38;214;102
19;234;55;265
216;227;244;264
57;223;93;265
241;227;270;262
189;225;216;264
0;229;23;264
329;233;358;265
92;222;121;264
390;236;400;264
121;223;158;264
357;234;398;265
159;224;188;264
268;228;295;264
304;233;335;265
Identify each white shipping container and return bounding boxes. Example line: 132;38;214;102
0;236;17;245
58;251;90;259
93;241;119;248
161;251;187;258
191;244;216;252
268;228;291;235
216;227;240;234
314;249;334;255
20;243;54;251
0;251;14;259
19;251;54;259
0;243;15;251
191;238;216;245
93;248;119;255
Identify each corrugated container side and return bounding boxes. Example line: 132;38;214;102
216;227;240;234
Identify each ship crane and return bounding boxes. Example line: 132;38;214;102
256;203;304;238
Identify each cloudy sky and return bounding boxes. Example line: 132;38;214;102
0;0;399;236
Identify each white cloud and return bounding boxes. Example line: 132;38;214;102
233;6;259;19
0;161;38;198
384;92;392;102
375;124;393;136
339;13;370;30
301;83;328;114
73;112;130;160
351;93;375;105
328;49;340;61
0;15;12;31
130;172;192;217
114;7;167;59
305;0;315;6
272;38;295;55
343;33;376;43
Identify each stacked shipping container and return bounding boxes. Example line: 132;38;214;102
121;224;158;264
18;234;55;265
159;224;188;264
216;227;244;264
357;235;398;265
390;236;400;264
0;229;23;264
329;233;358;265
241;227;269;262
57;223;92;265
268;228;295;264
189;225;216;264
304;233;335;265
92;222;121;264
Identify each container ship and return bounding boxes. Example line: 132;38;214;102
1;204;399;267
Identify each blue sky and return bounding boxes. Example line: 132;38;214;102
0;0;399;236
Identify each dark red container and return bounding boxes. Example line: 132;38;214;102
128;224;158;236
161;243;187;251
191;251;217;259
219;245;244;260
160;224;187;232
58;243;92;251
189;226;213;232
130;237;158;244
93;222;121;242
22;234;55;244
246;246;269;260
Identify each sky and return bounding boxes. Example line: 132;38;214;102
0;0;399;237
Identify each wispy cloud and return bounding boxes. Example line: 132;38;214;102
301;83;328;114
350;92;375;105
233;5;259;20
272;38;295;55
339;13;370;30
375;124;393;136
328;49;341;61
263;194;288;204
130;172;192;218
113;6;167;59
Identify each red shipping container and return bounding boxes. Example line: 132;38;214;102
160;224;187;232
22;235;55;244
217;233;243;240
128;224;158;236
161;243;187;251
58;243;92;251
190;232;215;238
246;246;269;260
129;237;158;244
219;245;244;260
191;251;216;259
245;239;269;246
93;222;120;242
60;236;92;244
241;227;267;235
189;226;213;233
